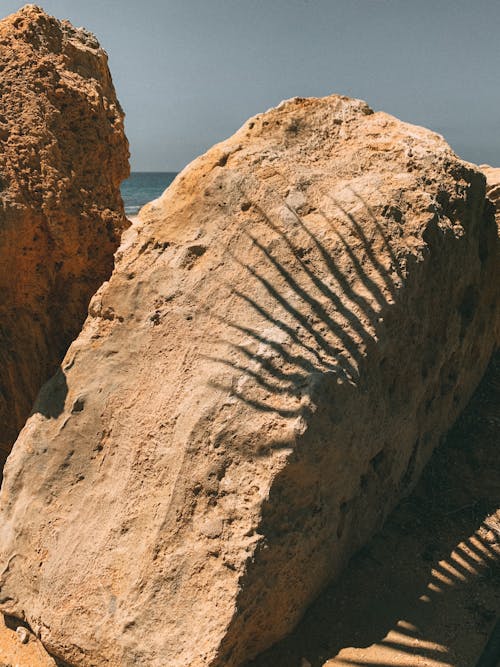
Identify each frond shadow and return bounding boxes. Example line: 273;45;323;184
207;186;399;419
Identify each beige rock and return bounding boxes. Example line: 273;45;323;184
0;4;129;468
482;164;500;214
16;625;29;644
0;94;498;666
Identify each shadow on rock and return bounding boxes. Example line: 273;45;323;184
248;352;500;667
30;368;68;421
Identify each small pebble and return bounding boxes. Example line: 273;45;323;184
16;626;29;644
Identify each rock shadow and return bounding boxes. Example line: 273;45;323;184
0;367;68;481
0;368;68;485
31;367;68;420
246;352;500;667
207;187;403;419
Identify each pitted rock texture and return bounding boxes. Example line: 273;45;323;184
0;4;129;467
481;165;500;202
0;95;498;667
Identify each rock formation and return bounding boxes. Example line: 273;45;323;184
0;4;129;468
0;94;498;667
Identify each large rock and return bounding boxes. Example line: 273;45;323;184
0;95;498;666
0;5;129;467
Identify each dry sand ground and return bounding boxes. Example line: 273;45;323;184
250;351;500;667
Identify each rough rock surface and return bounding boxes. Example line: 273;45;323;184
0;615;56;667
481;165;500;343
0;95;498;667
482;165;500;217
0;4;129;467
250;352;500;667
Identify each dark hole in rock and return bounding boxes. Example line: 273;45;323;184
71;397;85;413
370;449;385;473
458;284;479;340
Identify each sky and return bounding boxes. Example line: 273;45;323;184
0;0;498;171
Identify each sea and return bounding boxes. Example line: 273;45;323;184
121;172;177;217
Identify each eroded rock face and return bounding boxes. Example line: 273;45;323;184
0;4;129;466
482;165;500;215
480;165;500;343
0;95;498;666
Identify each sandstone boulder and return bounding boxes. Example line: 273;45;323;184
0;4;129;467
0;95;498;666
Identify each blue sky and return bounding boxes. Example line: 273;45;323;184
1;1;499;171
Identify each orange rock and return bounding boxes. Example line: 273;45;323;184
0;4;129;468
0;615;56;666
0;94;498;666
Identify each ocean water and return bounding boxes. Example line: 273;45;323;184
121;172;177;217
